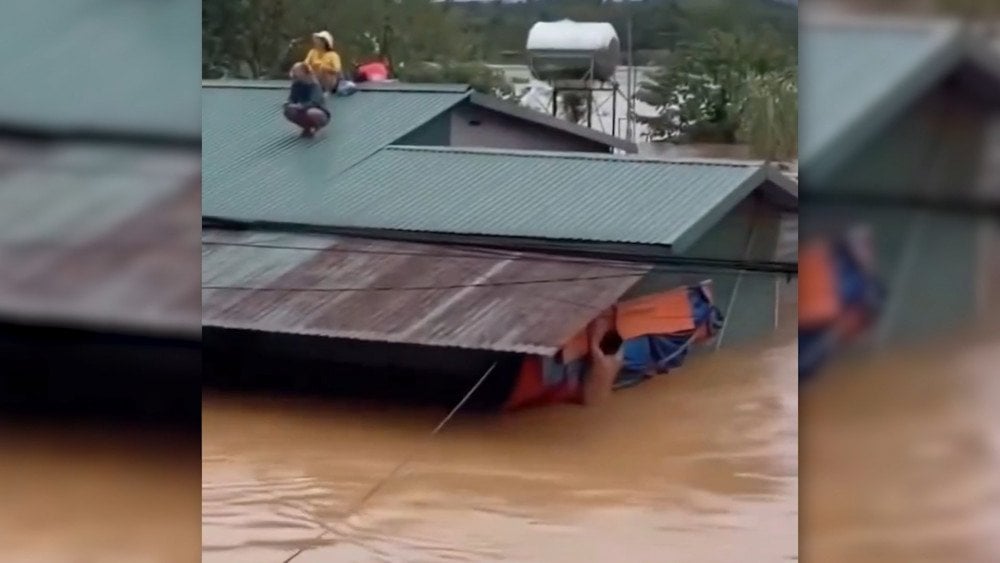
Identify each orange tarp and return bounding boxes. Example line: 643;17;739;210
560;285;703;362
615;287;695;340
799;240;840;327
502;356;581;411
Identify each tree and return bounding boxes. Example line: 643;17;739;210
395;62;516;100
736;69;797;160
636;24;796;156
203;0;476;79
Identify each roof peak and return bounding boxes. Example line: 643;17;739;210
386;144;775;168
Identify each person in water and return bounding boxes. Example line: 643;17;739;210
303;31;342;95
283;63;330;138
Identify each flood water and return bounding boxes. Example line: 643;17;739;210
0;425;200;563
801;327;1000;563
202;312;798;562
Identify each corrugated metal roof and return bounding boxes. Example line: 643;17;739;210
0;140;200;336
0;1;200;140
204;145;794;251
202;83;470;214
202;229;648;354
801;18;1000;183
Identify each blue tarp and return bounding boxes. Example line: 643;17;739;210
616;286;724;389
800;237;885;381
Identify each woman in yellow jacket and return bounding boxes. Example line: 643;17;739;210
304;31;342;94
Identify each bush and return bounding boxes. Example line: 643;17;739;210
396;61;516;101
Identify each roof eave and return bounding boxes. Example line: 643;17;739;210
467;92;638;153
801;20;1000;186
672;165;797;253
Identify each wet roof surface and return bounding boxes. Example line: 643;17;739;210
202;229;649;354
0;0;200;140
0;139;201;336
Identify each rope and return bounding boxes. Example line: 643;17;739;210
612;331;699;390
281;361;498;563
715;220;760;350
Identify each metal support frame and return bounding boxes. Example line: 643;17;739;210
527;51;630;141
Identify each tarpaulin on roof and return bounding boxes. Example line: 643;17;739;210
202;229;650;354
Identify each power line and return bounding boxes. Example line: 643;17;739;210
201;218;798;275
202;239;795;277
281;361;499;563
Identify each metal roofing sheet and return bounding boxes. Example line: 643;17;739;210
202;229;649;354
800;18;987;182
204;145;789;250
0;140;201;336
0;1;200;140
202;83;470;213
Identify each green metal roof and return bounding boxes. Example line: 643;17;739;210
801;18;1000;184
202;83;470;209
204;145;794;250
0;0;200;140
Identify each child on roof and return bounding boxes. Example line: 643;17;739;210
283;62;330;138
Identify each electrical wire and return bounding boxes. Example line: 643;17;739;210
201;239;796;277
281;361;499;563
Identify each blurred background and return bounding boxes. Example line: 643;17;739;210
801;0;1000;562
0;1;201;561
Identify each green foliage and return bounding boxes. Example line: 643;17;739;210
736;69;798;161
636;5;797;159
203;0;799;77
395;61;516;101
203;0;475;79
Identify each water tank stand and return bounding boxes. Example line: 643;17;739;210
549;81;622;137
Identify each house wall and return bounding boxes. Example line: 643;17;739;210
623;196;788;349
448;105;611;153
802;81;997;344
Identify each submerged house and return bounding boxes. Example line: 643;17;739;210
0;0;201;417
800;17;1000;355
202;81;797;404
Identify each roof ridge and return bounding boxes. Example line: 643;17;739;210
384;145;771;168
202;80;472;94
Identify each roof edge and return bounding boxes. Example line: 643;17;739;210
467;92;639;153
384;144;773;167
202;219;797;274
801;20;968;183
202;79;472;94
671;165;797;253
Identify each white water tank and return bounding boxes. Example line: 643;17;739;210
526;20;620;82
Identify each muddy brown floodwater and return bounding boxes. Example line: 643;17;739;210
202;316;798;563
801;327;1000;563
0;425;201;563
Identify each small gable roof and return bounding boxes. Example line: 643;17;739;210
801;17;1000;183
